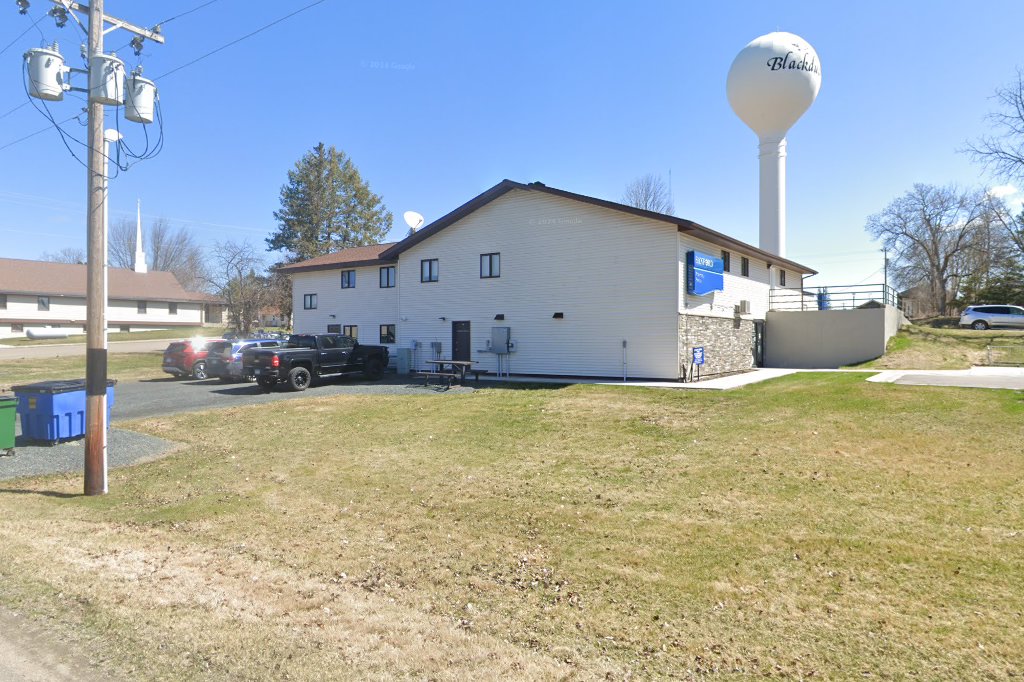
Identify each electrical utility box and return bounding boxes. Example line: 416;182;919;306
491;326;511;354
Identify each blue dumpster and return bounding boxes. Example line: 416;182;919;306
11;380;116;444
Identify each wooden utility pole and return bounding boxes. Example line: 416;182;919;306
83;0;106;495
52;0;165;495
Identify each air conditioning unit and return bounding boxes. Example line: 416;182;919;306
736;300;751;315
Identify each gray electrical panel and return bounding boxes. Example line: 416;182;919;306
491;326;511;354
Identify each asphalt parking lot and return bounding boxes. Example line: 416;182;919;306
1;374;474;480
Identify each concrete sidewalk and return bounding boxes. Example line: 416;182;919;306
479;366;1024;391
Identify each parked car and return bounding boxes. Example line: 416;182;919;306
958;305;1024;330
243;333;390;391
206;339;284;382
161;337;226;380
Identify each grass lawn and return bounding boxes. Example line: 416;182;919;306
0;352;166;389
0;327;230;347
853;324;1024;369
0;375;1021;679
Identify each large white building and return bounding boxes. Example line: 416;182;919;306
281;180;816;379
0;258;222;339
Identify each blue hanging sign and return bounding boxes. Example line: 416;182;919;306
692;346;705;365
686;250;724;296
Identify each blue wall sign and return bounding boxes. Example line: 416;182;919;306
686;250;724;296
692;346;705;365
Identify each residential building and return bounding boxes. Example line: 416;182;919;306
281;180;816;379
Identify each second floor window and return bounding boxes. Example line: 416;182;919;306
380;266;395;288
169;302;178;315
421;259;439;283
0;294;6;309
741;257;750;277
303;293;317;309
341;270;356;289
343;325;358;339
480;252;500;278
780;269;787;287
721;250;731;273
38;296;50;311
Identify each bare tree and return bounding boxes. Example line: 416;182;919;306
866;184;995;315
109;216;209;290
967;69;1024;183
208;241;268;336
989;195;1024;258
267;264;293;329
623;174;674;214
40;247;86;264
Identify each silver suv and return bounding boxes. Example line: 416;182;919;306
958;304;1024;330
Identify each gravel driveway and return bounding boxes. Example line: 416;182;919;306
1;374;474;481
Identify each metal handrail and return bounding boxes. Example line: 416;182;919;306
769;283;904;312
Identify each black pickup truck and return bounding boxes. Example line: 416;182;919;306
244;334;389;391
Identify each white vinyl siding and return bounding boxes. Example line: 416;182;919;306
396;189;680;378
0;293;204;337
678;233;772;319
290;264;399;349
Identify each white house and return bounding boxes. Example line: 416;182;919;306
0;257;223;339
281;180;816;380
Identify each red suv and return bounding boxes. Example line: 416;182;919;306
162;338;225;380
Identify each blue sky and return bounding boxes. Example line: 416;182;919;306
1;0;1023;286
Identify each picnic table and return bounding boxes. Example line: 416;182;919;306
420;359;476;387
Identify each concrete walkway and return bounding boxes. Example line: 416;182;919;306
479;366;1024;391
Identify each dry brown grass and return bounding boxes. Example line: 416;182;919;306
855;324;1024;369
0;375;1022;679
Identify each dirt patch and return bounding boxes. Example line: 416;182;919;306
0;607;115;682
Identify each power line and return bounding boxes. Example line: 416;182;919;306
0;13;48;57
154;0;329;80
0;102;30;120
0;113;82;152
111;0;224;54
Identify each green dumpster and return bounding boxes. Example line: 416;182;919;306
0;395;16;456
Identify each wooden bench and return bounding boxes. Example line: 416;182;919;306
415;370;460;388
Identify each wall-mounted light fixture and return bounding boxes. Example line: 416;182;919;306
328;314;336;319
439;316;447;321
494;314;504;320
552;312;564;319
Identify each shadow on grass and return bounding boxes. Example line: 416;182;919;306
0;487;80;499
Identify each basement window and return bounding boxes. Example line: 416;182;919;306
138;300;147;314
0;294;6;309
38;296;50;311
169;302;178;315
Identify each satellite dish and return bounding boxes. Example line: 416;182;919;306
403;211;425;231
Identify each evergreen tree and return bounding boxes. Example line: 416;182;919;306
267;143;392;262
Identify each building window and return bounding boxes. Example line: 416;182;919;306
379;266;395;288
721;250;731;273
421;259;439;283
379;324;396;344
12;323;23;333
480;252;500;278
779;269;787;287
741;257;750;277
169;302;178;315
343;325;358;339
340;270;356;289
38;296;50;311
137;300;147;314
327;323;341;333
303;293;317;309
0;294;6;309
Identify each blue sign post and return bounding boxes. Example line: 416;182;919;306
692;346;704;365
686;251;725;296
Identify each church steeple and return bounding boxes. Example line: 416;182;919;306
133;199;147;273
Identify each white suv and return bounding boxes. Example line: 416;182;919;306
958;305;1024;330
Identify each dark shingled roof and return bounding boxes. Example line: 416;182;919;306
275;243;398;274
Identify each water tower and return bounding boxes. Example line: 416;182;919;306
727;32;821;259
